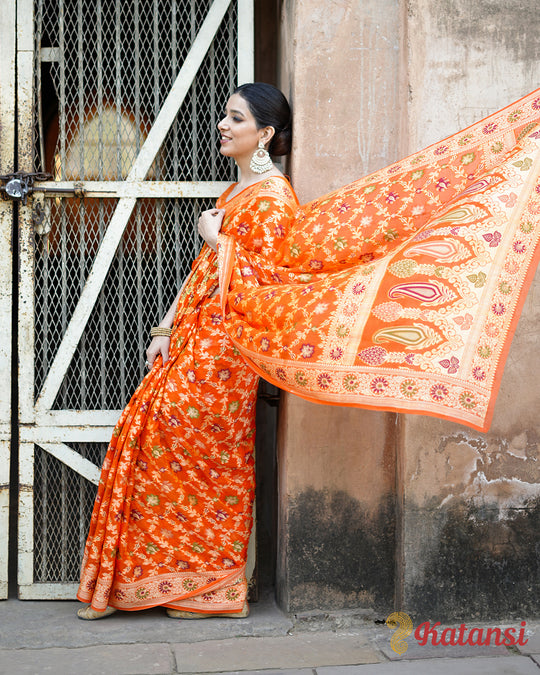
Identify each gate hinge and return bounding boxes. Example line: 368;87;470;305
0;171;51;205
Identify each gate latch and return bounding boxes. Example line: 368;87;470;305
0;172;51;205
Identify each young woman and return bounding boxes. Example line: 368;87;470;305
78;81;540;618
77;83;299;619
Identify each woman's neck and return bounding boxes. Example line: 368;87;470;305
235;159;282;189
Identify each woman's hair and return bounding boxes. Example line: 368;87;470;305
233;82;292;156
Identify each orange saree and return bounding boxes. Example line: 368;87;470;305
218;88;540;432
77;177;299;612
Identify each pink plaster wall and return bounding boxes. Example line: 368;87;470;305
276;0;403;613
277;0;404;510
276;0;540;618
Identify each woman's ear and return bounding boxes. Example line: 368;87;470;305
260;126;275;147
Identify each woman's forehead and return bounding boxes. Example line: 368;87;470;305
226;93;251;116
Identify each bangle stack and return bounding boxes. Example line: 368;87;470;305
150;326;172;337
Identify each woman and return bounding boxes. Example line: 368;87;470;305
77;83;299;619
78;81;540;618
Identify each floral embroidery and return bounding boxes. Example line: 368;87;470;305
370;377;389;394
294;371;308;386
430;384;449;401
439;356;460;374
158;581;172;594
300;344;315;358
472;367;486;381
478;345;492;358
317;373;332;389
454;313;474;330
483;231;501;247
343;374;359;391
459;392;477;409
400;380;418;398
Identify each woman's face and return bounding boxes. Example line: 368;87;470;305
218;93;266;162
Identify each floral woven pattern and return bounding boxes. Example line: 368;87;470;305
218;89;540;431
78;178;298;611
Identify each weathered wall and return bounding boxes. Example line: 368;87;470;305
276;0;404;615
402;0;540;621
277;0;540;620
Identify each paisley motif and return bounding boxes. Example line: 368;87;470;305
372;324;441;348
388;281;455;304
431;205;486;225
403;239;469;262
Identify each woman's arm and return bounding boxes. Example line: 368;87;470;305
146;208;226;368
145;275;189;367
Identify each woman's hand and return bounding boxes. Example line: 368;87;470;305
146;335;171;368
198;208;225;251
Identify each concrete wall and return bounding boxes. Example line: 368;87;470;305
402;0;540;622
277;0;540;620
277;0;404;616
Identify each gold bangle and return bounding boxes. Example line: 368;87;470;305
150;326;172;337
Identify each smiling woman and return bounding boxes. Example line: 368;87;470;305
76;83;298;620
76;82;540;621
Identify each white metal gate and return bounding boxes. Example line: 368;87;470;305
15;0;253;599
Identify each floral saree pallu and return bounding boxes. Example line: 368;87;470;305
219;88;540;432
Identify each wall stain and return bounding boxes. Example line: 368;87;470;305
407;498;540;622
431;0;540;63
285;488;395;613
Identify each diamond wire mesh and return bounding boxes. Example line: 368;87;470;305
31;0;240;583
33;0;238;404
33;443;108;582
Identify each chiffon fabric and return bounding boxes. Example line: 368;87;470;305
77;178;299;612
219;88;540;432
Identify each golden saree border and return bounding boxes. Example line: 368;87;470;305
218;89;540;432
78;564;246;612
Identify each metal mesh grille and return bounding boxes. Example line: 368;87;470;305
35;196;215;407
33;0;238;405
33;444;107;582
34;0;237;180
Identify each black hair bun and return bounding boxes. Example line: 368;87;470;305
270;127;292;156
234;82;293;157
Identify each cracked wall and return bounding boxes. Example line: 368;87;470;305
277;0;540;618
